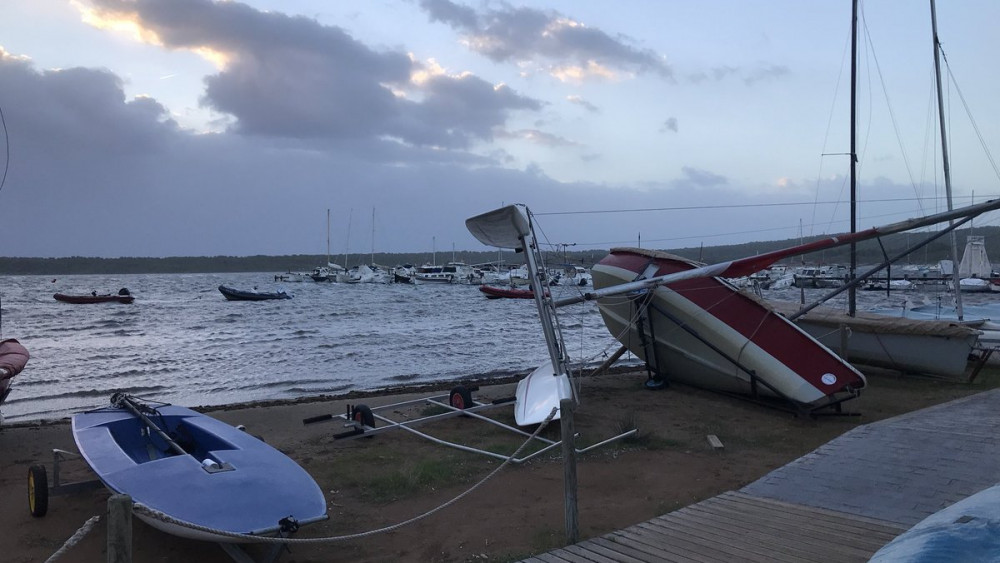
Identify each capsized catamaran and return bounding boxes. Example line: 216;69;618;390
468;199;1000;420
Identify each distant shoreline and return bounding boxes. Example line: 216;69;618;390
2;224;993;275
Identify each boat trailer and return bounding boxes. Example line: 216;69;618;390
303;385;637;464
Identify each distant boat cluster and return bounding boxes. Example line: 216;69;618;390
274;261;593;287
729;236;1000;294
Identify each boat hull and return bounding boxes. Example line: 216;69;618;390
54;293;134;304
769;301;979;378
73;403;327;542
592;248;866;409
479;285;537;299
0;339;29;410
869;483;1000;562
218;285;291;301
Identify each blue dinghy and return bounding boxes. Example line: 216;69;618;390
72;393;327;542
869;483;1000;562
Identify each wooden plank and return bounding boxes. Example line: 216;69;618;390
532;552;579;563
561;541;646;563
673;504;888;558
557;544;620;563
612;526;770;563
703;493;906;538
587;536;671;563
646;510;869;562
636;516;826;563
727;492;908;532
675;498;897;553
691;495;901;540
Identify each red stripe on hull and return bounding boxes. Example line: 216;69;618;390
596;249;865;399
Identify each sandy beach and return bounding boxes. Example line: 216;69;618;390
2;369;995;563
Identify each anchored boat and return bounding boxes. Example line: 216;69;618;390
218;285;291;301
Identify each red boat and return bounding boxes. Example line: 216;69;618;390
0;339;29;414
478;285;545;299
54;289;134;304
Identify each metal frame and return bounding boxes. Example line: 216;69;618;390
305;390;636;464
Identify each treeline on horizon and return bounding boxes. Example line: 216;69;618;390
1;226;996;275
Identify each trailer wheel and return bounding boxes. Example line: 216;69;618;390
28;465;48;517
449;386;473;410
352;404;375;428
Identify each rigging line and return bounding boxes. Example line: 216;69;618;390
861;16;923;214
532;195;973;217
813;13;854;238
942;52;1000;183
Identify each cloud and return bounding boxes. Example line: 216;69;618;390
420;0;672;82
496;129;580;147
686;63;788;86
676;166;728;188
659;117;678;133
566;95;599;113
83;0;542;149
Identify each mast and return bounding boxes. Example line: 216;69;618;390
848;0;858;316
931;0;964;319
326;208;331;266
344;208;353;268
371;207;375;266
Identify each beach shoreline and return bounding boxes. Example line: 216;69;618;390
2;368;995;562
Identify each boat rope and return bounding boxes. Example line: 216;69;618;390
132;407;559;544
44;515;101;563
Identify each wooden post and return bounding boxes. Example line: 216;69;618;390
107;494;132;563
560;399;579;545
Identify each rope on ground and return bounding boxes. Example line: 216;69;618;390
133;406;559;544
45;515;101;563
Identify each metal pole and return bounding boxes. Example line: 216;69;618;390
849;0;858;317
930;0;965;320
107;494;132;563
560;398;579;544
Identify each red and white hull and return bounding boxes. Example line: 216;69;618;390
593;248;866;409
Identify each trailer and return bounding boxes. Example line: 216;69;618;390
302;385;636;464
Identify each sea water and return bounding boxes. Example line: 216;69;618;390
2;272;995;422
0;273;619;422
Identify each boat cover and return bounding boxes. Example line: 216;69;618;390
768;300;981;338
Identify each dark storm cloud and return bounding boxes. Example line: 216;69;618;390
86;0;541;148
420;0;672;79
0;48;178;160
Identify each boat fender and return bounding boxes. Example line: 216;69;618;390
201;458;220;470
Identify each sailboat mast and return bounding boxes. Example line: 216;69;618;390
326;208;331;265
848;0;858;317
931;0;964;319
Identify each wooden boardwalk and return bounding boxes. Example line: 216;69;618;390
523;491;906;563
524;389;1000;562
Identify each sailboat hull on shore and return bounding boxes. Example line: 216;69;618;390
592;248;867;412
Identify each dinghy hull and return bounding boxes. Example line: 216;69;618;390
73;401;327;542
592;248;866;410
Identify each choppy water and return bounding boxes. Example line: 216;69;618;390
0;273;620;422
2;272;996;423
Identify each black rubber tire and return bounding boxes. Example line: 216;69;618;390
352;404;375;428
28;465;48;517
449;386;473;410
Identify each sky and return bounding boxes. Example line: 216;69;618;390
0;0;998;259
